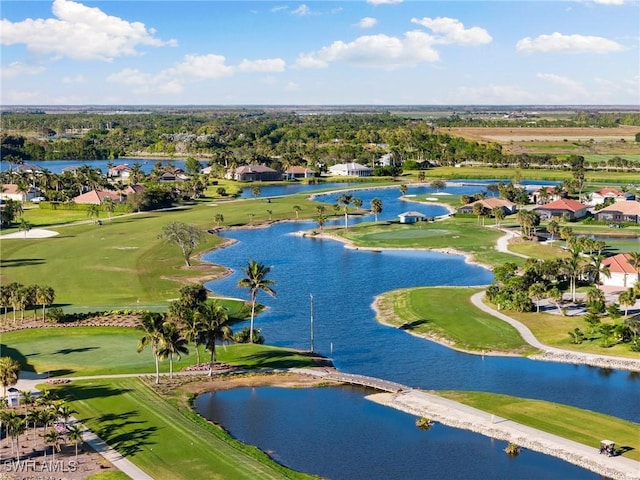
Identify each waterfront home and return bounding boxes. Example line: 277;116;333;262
284;166;316;180
594;200;640;224
588;187;634;206
602;253;640;289
329;162;373;177
398;211;427;224
533;198;588;221
529;186;564;205
72;189;123;204
108;164;132;180
458;197;517;215
226;165;282;182
0;184;40;203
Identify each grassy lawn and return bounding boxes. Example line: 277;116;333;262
507;240;569;260
0;194;326;309
437;391;640;461
53;377;316;480
1;327;320;376
375;287;537;355
335;217;526;268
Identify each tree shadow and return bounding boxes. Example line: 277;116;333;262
399;319;430;330
54;347;99;355
0;344;36;372
243;350;331;369
57;384;134;404
0;258;46;267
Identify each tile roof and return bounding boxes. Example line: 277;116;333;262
535;198;586;212
603;253;640;274
597;200;640;215
72;190;121;204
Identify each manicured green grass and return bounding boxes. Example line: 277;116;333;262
85;472;131;480
1;327;320;376
437;391;640;461
54;377;316;480
375;287;536;355
336;217;525;268
507;241;569;260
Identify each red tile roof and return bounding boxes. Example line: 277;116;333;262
536;198;586;212
603;253;640;274
72;190;122;204
598;200;640;215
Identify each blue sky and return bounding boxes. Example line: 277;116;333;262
1;0;638;105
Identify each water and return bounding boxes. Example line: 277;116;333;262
204;184;640;422
195;386;601;480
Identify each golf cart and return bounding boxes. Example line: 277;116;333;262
599;440;616;457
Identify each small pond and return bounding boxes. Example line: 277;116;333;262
195;386;601;480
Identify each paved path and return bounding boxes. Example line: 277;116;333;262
470;291;640;372
492;226;530;258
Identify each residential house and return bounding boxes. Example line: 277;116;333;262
458;197;517;215
226;165;282;182
595;200;640;224
72;190;123;204
328;162;373;177
108;164;132;180
601;253;640;289
588;187;634;207
533;198;588;221
284;166;316;180
398;211;427;224
529;186;564;205
1;183;40;202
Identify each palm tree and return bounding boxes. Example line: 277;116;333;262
19;218;31;239
492;207;505;227
293;205;302;220
137;312;166;384
338;193;353;229
563;251;583;303
618;289;636;316
399;184;408;196
66;423;84;462
57;403;75;426
196;302;233;375
0;356;20;397
547;220;559;241
4;410;26;460
87;203;100;224
102;197;115;221
35;285;55;323
315;214;327;232
26;407;41;449
585;254;610;285
179;311;202;365
472;202;484;225
370;198;383;223
157;322;189;380
528;282;547;313
214;213;224;227
237;259;276;343
43;428;61;462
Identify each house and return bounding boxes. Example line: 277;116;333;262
226;165;282;182
398;211;427;224
6;387;20;407
588;188;634;206
458;197;517;215
123;184;145;195
108;164;132;180
377;154;393;167
1;184;40;202
284;166;316;180
72;190;123;204
529;186;564;205
328;162;373;177
602;253;640;289
533;198;588;221
595;200;640;224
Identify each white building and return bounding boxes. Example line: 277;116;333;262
602;253;639;289
328;162;373;177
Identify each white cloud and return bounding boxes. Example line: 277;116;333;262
1;62;46;79
292;4;312;16
411;17;492;45
295;31;439;69
593;0;625;4
366;0;403;5
0;0;176;62
271;6;288;12
454;85;536;104
108;53;287;96
516;32;624;54
238;58;286;73
356;17;378;29
536;73;588;96
285;81;300;91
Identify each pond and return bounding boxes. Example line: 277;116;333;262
204;212;639;422
195;386;602;480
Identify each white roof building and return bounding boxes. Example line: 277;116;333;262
329;162;373;177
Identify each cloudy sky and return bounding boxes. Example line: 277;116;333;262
1;0;638;105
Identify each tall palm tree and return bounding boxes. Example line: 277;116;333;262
370;198;383;223
35;285;55;323
563;251;584;303
618;289;636;316
293;205;302;220
102;197;115;221
338;193;353;229
4;410;26;460
237;260;276;343
0;357;20;397
196;302;233;375
67;423;84;462
157;322;189;380
26;407;41;449
43;428;61;462
137;312;166;384
19;218;31;239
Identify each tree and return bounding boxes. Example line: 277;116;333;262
102;197;115;221
196;301;233;375
548;286;564;314
315;214;327;232
67;423;84;462
159;222;204;267
338;193;353;229
137;312;166;384
43;428;61;462
252;185;261;199
19;218;31;239
293;205;302;220
214;213;224;227
157;322;189;380
0;357;20;397
560;226;574;248
491;207;505;227
618;289;636;316
399;184;408;196
35;285;55;323
86;203;100;224
547;220;559;241
430;180;446;192
370;198;383;223
237;259;276;343
528;282;547;313
562;251;583;303
472;202;484;225
4;411;26;460
185;157;202;176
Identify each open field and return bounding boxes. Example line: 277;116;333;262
374;287;537;355
444;126;640;142
438;391;640;462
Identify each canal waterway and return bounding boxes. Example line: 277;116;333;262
195;386;602;480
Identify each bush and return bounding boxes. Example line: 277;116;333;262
233;327;264;344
